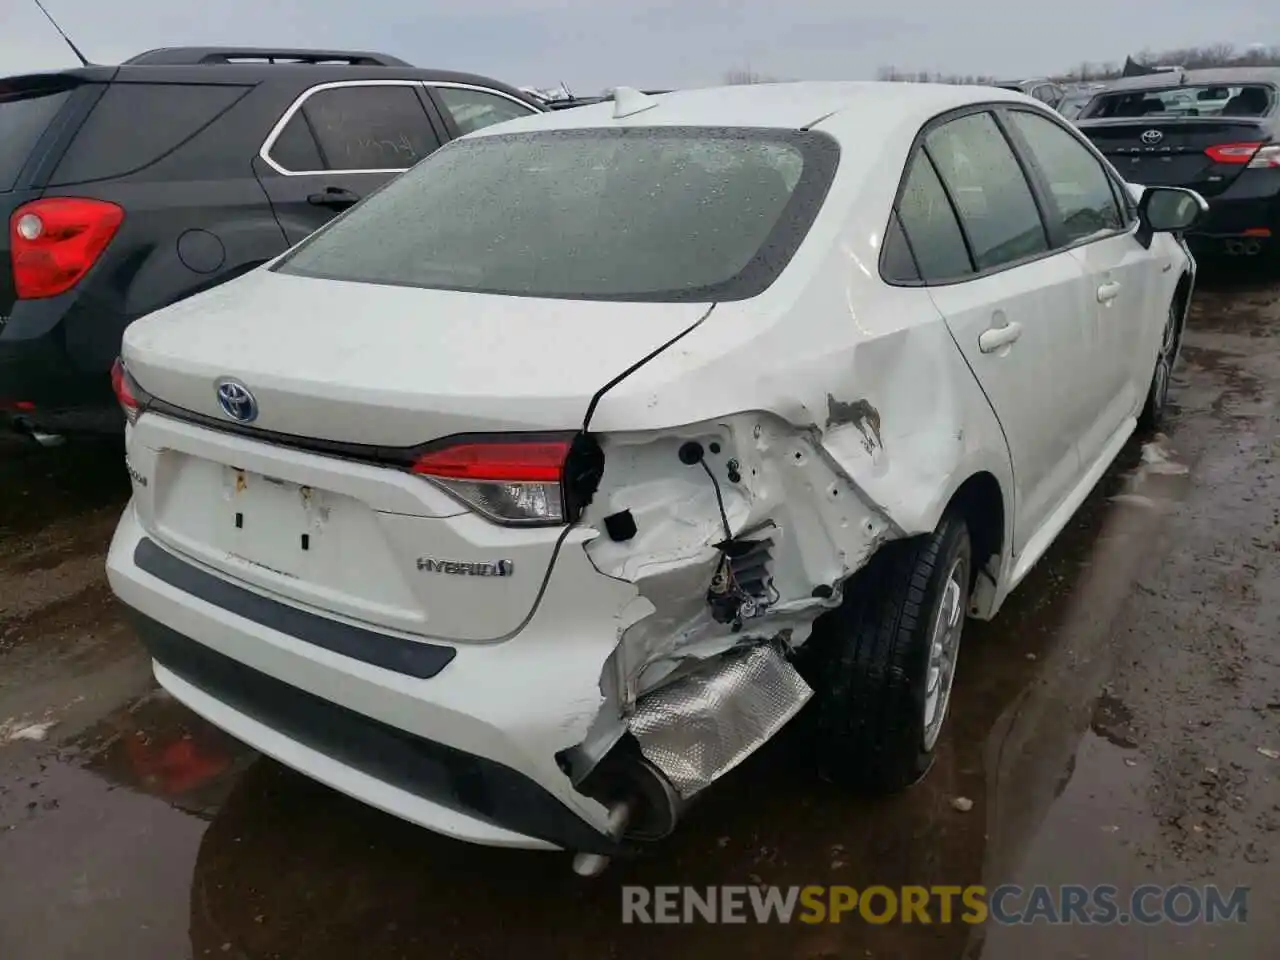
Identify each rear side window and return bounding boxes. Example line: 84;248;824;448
275;127;839;302
267;112;325;172
893;152;973;282
1005;110;1122;242
272;85;441;173
0;87;71;191
50;83;248;185
926;112;1049;271
880;211;920;282
433;87;536;135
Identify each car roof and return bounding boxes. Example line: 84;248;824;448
1100;67;1280;92
1;48;536;102
463;81;1031;137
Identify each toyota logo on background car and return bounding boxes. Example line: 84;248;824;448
1141;129;1164;144
215;379;258;423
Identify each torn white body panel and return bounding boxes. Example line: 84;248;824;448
586;266;1016;620
582;412;896;711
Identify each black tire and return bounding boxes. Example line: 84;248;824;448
809;512;972;793
1138;295;1182;431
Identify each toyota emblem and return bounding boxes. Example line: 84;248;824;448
1141;129;1163;144
215;378;259;423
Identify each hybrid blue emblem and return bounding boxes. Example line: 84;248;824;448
215;378;258;423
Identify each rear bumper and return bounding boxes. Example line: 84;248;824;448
0;298;119;433
106;504;635;853
1187;169;1280;242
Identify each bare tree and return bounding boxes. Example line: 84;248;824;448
1087;43;1280;78
754;41;1280;91
724;68;783;85
874;65;996;85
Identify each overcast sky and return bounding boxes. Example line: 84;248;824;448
3;0;1276;92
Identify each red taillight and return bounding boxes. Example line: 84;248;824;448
111;357;147;425
10;197;124;299
410;436;574;525
1205;142;1263;165
411;439;571;482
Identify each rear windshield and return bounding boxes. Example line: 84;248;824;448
0;86;72;191
274;126;840;302
1081;84;1275;120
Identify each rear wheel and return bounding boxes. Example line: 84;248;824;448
1138;296;1182;431
809;512;971;792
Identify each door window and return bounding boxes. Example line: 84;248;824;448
432;87;536;135
925;112;1049;271
1005;109;1123;243
891;151;973;283
266;84;441;173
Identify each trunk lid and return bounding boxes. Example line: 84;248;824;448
123;269;708;642
123;268;708;445
1080;118;1270;197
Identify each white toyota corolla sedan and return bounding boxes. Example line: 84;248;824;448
105;81;1204;872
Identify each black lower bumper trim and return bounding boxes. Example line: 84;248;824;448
130;612;619;855
133;537;455;680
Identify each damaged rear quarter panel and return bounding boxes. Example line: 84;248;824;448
581;412;899;705
564;110;1017;786
585;168;1014;557
582;281;1012;724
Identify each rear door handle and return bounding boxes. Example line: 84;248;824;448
1097;281;1122;303
978;321;1023;354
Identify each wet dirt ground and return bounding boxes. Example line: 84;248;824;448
2;261;1279;959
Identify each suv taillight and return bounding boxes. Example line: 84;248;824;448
410;435;576;526
110;357;150;425
10;198;124;299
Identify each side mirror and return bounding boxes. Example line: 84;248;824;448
1136;186;1208;247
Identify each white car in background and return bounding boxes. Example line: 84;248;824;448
105;81;1203;873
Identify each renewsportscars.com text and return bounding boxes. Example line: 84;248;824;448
621;884;1249;925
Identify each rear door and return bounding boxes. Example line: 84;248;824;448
0;76;84;327
253;80;447;245
902;109;1094;554
1080;117;1271;197
1001;107;1155;468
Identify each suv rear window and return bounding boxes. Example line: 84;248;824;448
50;83;249;184
274;126;840;302
0;86;72;191
1082;84;1275;119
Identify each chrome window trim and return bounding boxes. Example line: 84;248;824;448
258;79;536;177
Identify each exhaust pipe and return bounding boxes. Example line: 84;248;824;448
568;644;809;875
1224;239;1243;256
10;415;66;448
570;754;685;876
1242;239;1262;257
572;799;633;877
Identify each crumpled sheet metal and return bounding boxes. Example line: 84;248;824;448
627;643;813;799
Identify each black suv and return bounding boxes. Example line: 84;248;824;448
1075;68;1280;262
1;47;543;440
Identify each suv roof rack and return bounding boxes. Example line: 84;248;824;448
123;47;411;67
